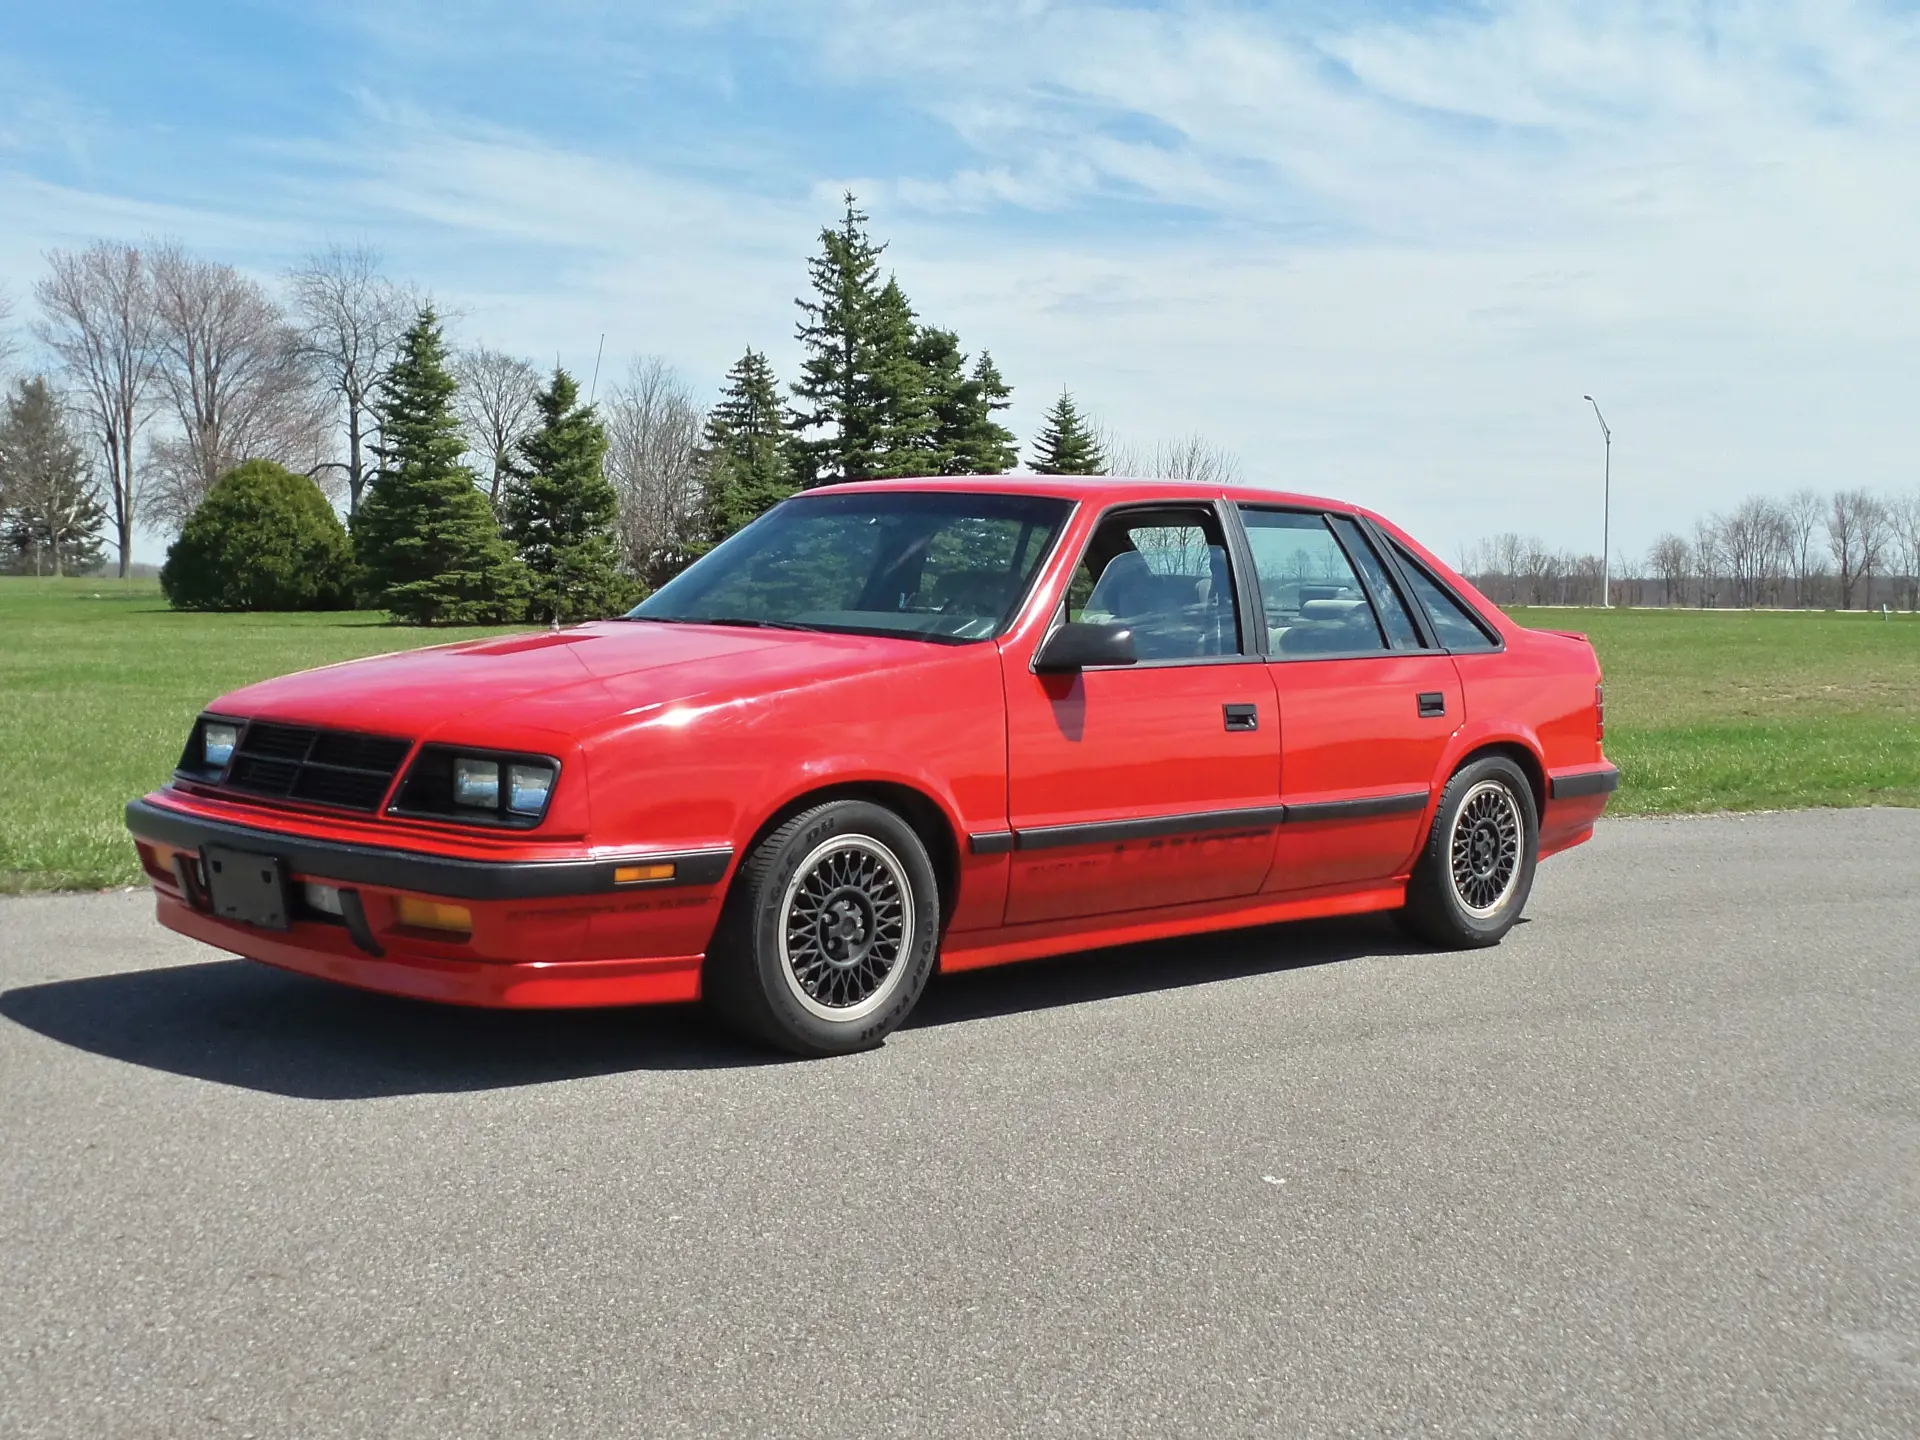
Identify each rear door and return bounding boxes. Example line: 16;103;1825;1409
1001;502;1281;925
1235;508;1462;894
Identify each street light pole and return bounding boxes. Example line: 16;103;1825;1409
1583;395;1612;608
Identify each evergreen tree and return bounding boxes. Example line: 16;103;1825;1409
0;375;106;576
1028;388;1106;475
700;348;795;545
502;367;633;622
861;277;935;477
912;334;1017;475
353;307;528;623
789;193;887;486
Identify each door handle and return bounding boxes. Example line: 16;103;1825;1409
1417;692;1447;719
1223;703;1259;732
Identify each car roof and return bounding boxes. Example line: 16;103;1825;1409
800;474;1361;515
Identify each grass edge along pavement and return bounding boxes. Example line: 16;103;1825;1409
3;580;1915;893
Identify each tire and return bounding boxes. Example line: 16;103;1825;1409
704;800;941;1057
1398;755;1539;949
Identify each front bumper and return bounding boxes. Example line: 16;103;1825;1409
127;794;733;1009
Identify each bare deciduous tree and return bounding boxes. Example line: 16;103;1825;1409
145;241;331;531
453;346;541;506
288;243;412;515
33;242;161;577
0;285;19;374
603;356;705;587
1648;532;1690;606
1826;489;1888;610
1098;423;1244;485
1891;493;1920;613
1780;488;1825;608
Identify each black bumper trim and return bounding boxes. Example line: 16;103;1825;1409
1549;766;1622;800
127;798;733;901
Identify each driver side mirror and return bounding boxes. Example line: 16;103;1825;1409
1034;622;1137;673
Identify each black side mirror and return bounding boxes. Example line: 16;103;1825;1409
1034;622;1137;673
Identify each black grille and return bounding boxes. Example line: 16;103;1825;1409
219;722;411;813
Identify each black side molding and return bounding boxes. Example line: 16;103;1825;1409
1285;790;1430;823
968;830;1015;855
1550;765;1622;800
127;797;733;901
1016;805;1291;852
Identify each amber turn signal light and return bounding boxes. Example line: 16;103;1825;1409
394;897;473;934
613;862;676;885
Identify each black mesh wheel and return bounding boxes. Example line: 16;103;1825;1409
704;800;941;1057
1399;755;1539;949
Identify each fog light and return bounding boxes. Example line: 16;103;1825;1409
453;758;499;808
303;882;344;916
395;896;473;935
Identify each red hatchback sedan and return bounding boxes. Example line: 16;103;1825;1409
128;478;1617;1055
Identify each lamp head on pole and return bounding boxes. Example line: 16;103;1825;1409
1583;394;1610;442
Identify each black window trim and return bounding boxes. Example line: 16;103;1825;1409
1363;520;1507;655
1229;503;1451;663
1030;497;1262;672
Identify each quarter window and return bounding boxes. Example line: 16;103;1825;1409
1393;546;1501;651
1066;507;1241;661
1236;509;1389;656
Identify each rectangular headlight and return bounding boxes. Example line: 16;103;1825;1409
203;722;238;769
453;757;500;808
507;763;555;815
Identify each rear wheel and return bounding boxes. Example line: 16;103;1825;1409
1398;755;1538;948
704;800;940;1057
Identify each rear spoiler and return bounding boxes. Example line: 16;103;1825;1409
1542;630;1589;643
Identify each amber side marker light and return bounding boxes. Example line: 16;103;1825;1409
395;897;474;935
614;862;677;885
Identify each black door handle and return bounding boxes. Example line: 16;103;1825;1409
1224;703;1259;732
1417;692;1447;719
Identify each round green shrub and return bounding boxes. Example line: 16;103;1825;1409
161;460;353;611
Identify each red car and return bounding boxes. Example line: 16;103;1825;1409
128;478;1617;1055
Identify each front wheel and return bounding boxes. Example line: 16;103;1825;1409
704;801;941;1057
1398;756;1539;948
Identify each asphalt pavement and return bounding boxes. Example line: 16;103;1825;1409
2;808;1917;1438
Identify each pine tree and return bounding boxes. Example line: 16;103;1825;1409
0;375;106;576
861;277;935;477
700;348;795;545
912;335;1017;475
353;307;528;623
502;367;633;622
1028;388;1106;475
789;193;887;486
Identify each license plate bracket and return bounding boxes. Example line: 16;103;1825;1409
201;845;291;931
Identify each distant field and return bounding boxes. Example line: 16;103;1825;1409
1506;605;1920;816
2;579;1915;892
0;579;520;893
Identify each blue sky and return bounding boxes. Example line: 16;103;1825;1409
4;1;1919;564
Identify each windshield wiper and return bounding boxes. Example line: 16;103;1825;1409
629;615;825;633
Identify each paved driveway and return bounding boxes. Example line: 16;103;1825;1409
2;809;1916;1438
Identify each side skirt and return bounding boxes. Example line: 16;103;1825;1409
937;882;1407;973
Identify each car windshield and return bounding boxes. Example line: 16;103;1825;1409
628;491;1075;642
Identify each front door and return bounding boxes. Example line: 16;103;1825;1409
1237;508;1463;894
1002;503;1281;926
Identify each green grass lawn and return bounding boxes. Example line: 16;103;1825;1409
1507;605;1920;816
1;578;523;893
2;580;1914;892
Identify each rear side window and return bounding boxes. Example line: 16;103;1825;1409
1393;546;1500;651
1236;509;1388;656
1329;517;1422;650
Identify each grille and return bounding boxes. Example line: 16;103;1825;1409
220;722;412;813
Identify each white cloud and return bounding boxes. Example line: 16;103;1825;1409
3;1;1918;565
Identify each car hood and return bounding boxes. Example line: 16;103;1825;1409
212;621;951;741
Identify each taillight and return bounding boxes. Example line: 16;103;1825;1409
1595;683;1606;743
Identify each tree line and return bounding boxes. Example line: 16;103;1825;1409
0;195;1244;606
1462;487;1920;611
